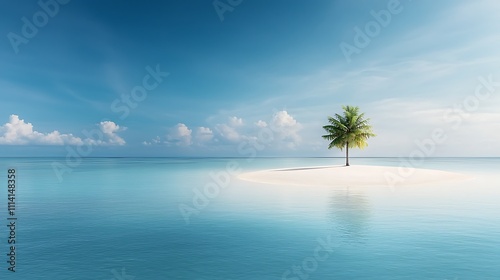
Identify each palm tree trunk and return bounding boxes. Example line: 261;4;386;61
346;142;350;166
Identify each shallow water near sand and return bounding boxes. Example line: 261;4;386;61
0;157;499;279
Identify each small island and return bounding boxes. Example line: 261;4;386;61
238;164;470;188
239;106;470;187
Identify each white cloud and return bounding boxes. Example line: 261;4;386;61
204;112;304;148
270;110;302;148
145;125;214;146
195;127;214;142
142;112;303;151
0;115;84;145
214;116;246;142
143;136;161;146
0;115;126;146
42;131;85;145
272;111;298;127
255;120;267;128
97;121;126;145
229;116;244;127
167;123;192;146
215;123;242;142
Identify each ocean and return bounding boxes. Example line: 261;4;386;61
0;157;499;279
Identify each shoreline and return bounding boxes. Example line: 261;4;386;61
238;165;472;187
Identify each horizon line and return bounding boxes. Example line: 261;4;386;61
0;156;499;159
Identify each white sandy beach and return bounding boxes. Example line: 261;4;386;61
238;165;471;187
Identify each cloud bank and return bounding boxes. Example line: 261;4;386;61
0;115;126;146
143;111;303;150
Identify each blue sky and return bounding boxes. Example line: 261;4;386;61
1;0;499;157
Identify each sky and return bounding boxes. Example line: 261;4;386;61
0;0;499;157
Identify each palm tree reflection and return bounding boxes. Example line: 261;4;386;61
328;188;371;244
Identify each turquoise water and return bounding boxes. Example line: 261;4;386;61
0;157;499;279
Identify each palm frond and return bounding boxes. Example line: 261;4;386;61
322;105;375;153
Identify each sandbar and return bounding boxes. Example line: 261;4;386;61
238;165;471;187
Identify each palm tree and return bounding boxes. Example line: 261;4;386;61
322;105;375;166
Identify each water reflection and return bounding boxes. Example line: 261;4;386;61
328;188;371;244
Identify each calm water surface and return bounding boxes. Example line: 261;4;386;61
0;157;498;279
